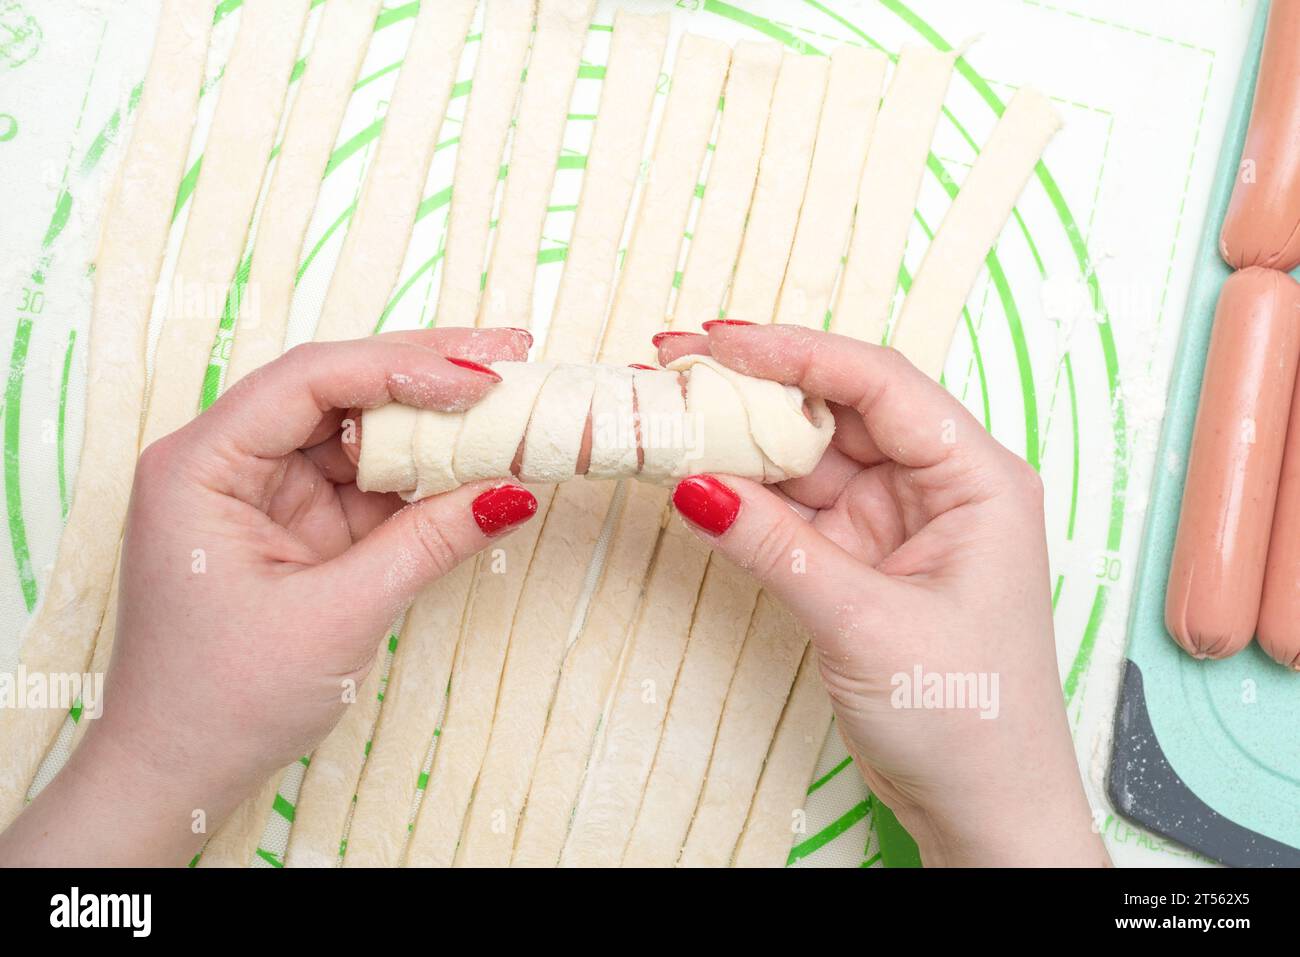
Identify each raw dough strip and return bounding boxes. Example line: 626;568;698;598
732;642;834;868
69;0;314;754
403;503;552;866
356;360;834;494
225;0;383;385
596;33;732;365
453;478;615;866
621;561;759;865
478;0;596;327
284;0;478;866
603;44;793;870
541;10;670;361
678;593;808;867
832;46;955;344
284;634;389;867
437;0;536;327
511;479;663;865
313;0;477;342
405;7;655;868
724;54;828;323
143;0;313;446
650;49;951;869
197;769;287;868
774;46;888;330
558;518;711;866
569;49;786;863
342;562;477;868
0;0;214;830
509;31;738;847
889;88;1061;379
452;13;669;867
651;353;846;867
671;40;781;331
558;48;793;866
202;3;386;864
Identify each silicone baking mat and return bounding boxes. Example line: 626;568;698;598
0;0;1259;866
1109;0;1300;867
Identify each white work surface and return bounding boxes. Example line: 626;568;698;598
0;0;1258;866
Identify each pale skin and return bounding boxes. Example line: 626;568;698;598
0;323;1108;867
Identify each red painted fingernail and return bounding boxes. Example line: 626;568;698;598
702;319;754;331
447;356;501;380
652;330;695;348
472;484;537;536
672;475;740;535
629;363;657;370
505;327;534;346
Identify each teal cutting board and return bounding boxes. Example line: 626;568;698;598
1109;0;1300;866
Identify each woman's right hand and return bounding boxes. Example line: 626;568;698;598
657;322;1108;867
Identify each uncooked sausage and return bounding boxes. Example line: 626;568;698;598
1219;2;1300;271
1257;371;1300;670
1166;267;1300;658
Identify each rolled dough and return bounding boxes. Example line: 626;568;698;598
450;360;555;483
355;361;833;494
586;366;639;480
519;364;597;482
631;365;688;482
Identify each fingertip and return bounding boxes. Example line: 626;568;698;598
652;330;695;348
469;483;538;537
702;318;755;332
445;356;502;380
654;330;710;365
384;351;502;412
671;474;742;536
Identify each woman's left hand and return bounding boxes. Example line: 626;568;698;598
0;328;538;866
